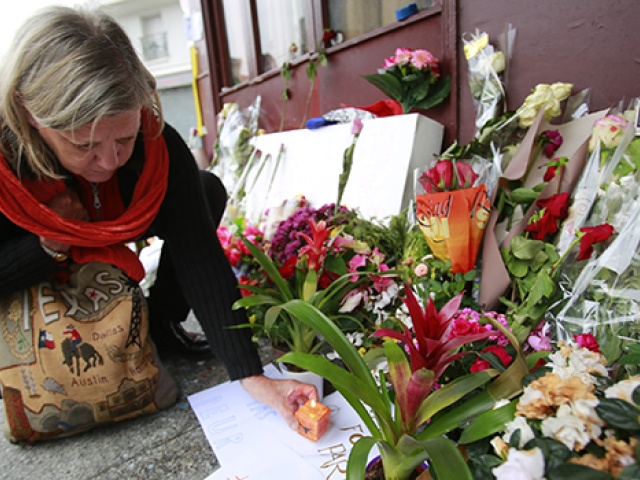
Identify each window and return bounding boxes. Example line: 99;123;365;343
217;0;434;88
140;14;168;61
328;0;433;39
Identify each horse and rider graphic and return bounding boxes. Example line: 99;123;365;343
61;325;104;376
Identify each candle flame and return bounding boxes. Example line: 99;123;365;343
310;399;316;408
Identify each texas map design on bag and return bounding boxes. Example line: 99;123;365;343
0;262;177;443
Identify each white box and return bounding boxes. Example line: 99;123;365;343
244;113;444;223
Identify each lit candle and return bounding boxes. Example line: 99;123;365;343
294;399;331;442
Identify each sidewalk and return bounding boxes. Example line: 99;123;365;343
0;338;276;480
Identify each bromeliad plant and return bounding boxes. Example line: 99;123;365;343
278;286;530;480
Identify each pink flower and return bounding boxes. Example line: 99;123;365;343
574;333;601;353
526;322;552;352
393;47;413;65
383;55;397;68
455;161;479;188
347;254;367;271
414;263;429;277
411;49;438;71
225;249;241;266
418;160;478;193
450;317;487;338
351;117;363;135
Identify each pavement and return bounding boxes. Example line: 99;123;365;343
0;317;277;480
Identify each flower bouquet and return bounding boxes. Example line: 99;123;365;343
552;104;640;364
216;217;265;294
362;47;451;114
232;205;401;355
414;157;494;274
464;338;640;480
468;82;610;309
463;25;516;135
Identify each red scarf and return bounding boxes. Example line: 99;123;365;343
0;110;169;282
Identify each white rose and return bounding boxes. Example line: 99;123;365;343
503;416;535;448
605;376;640;403
540;404;591;451
492;448;545;480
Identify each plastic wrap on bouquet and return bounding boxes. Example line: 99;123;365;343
554;203;640;365
416;185;490;274
556;113;638;256
463;25;515;135
553;109;640;364
478;109;608;309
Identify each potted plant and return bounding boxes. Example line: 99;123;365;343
232;216;398;359
276;286;530;480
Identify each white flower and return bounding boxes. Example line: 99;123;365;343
548;343;607;384
571;398;604;439
502;416;535;448
492;448;545;480
605;376;640;403
346;332;364;347
540;404;591;451
518;385;546;409
339;290;364;313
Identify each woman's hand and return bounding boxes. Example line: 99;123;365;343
240;374;318;430
40;189;90;253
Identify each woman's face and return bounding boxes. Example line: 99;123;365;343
34;109;141;183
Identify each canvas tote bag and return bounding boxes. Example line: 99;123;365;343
0;261;178;443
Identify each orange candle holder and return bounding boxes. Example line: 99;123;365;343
294;399;331;442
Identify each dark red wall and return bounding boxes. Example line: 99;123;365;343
456;0;640;144
202;0;640;156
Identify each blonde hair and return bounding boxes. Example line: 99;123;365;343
0;5;164;179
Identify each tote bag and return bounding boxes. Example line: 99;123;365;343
0;262;178;443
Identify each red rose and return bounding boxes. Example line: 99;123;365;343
578;223;614;260
574;333;601;353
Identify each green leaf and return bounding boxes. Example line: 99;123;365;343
509;258;530;278
302;269;317;301
278;351;391;437
362;72;403;102
619;462;640;480
413;76;451;111
458;399;517;444
240;237;294;301
346;436;378;480
414;370;497;429
510;187;540;204
420;435;473;480
596;398;640;433
547;463;614;480
510;236;545;261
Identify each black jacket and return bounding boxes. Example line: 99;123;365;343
0;123;262;381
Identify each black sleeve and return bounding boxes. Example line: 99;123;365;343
150;124;263;380
0;213;65;296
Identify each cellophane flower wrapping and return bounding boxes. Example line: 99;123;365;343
553;102;640;363
414;157;494;274
463;25;516;135
211;96;262;197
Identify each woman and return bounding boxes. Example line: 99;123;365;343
0;5;315;434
